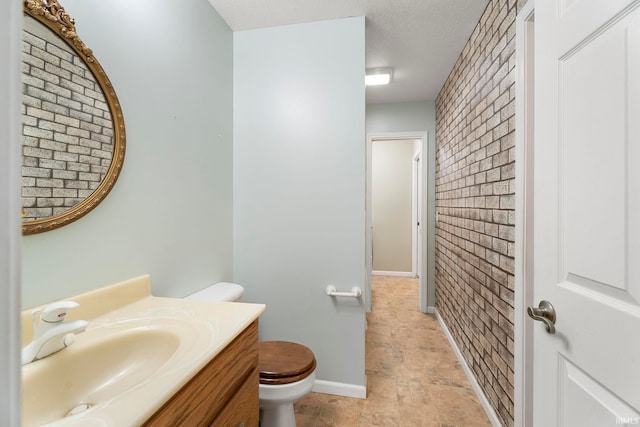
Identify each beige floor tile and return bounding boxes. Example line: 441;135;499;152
294;276;491;426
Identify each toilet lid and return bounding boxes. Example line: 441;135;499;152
258;341;316;385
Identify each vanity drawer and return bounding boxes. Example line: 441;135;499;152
144;320;258;426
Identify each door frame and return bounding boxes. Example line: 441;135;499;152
514;1;535;425
412;150;422;279
365;131;429;313
1;0;24;424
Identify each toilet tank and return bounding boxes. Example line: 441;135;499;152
185;282;245;302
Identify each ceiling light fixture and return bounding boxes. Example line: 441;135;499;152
365;68;393;86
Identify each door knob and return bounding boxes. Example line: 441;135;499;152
527;300;556;334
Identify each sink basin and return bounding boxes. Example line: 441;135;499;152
20;276;264;427
23;325;180;426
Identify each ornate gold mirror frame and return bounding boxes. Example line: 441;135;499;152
22;0;125;235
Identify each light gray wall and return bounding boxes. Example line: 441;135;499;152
1;0;23;423
372;139;414;272
366;101;436;307
21;0;234;308
367;101;436;134
234;17;366;386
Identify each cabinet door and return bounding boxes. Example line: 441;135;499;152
210;367;259;427
144;321;259;426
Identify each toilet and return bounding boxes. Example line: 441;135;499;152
185;282;316;427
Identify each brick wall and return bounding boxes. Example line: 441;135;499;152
21;29;113;221
434;0;525;425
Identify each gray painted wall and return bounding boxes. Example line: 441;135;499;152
21;0;234;307
367;101;436;134
366;101;436;307
234;17;367;387
1;0;23;424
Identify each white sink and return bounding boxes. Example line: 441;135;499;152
21;315;215;427
23;325;180;426
20;275;265;427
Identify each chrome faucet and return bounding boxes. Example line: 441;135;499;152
22;301;88;365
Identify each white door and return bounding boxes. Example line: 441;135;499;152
533;1;640;425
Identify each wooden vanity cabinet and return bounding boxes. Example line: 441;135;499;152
143;320;259;427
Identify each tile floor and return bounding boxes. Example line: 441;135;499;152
293;275;491;426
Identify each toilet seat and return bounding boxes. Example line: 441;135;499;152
258;341;316;385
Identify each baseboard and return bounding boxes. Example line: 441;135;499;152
312;379;367;399
435;309;503;427
425;305;436;314
371;270;414;277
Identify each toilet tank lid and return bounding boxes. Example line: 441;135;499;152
185;282;245;302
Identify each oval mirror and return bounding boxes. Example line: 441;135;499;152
22;0;125;235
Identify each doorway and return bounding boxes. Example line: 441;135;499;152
365;131;430;313
514;1;535;424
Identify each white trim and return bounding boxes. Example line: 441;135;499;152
365;135;373;312
411;150;422;279
1;0;23;424
311;379;367;399
366;131;430;314
435;310;502;427
425;306;436;314
371;270;414;277
515;2;535;426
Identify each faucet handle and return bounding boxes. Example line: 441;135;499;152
30;307;43;330
40;301;80;323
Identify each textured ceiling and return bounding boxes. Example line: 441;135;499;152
207;0;489;104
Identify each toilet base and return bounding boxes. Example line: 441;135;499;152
258;372;315;427
260;402;296;427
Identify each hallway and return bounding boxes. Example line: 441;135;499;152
294;276;491;426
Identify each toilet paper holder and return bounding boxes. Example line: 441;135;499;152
325;285;362;298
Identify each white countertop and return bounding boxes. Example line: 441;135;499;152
21;275;265;427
